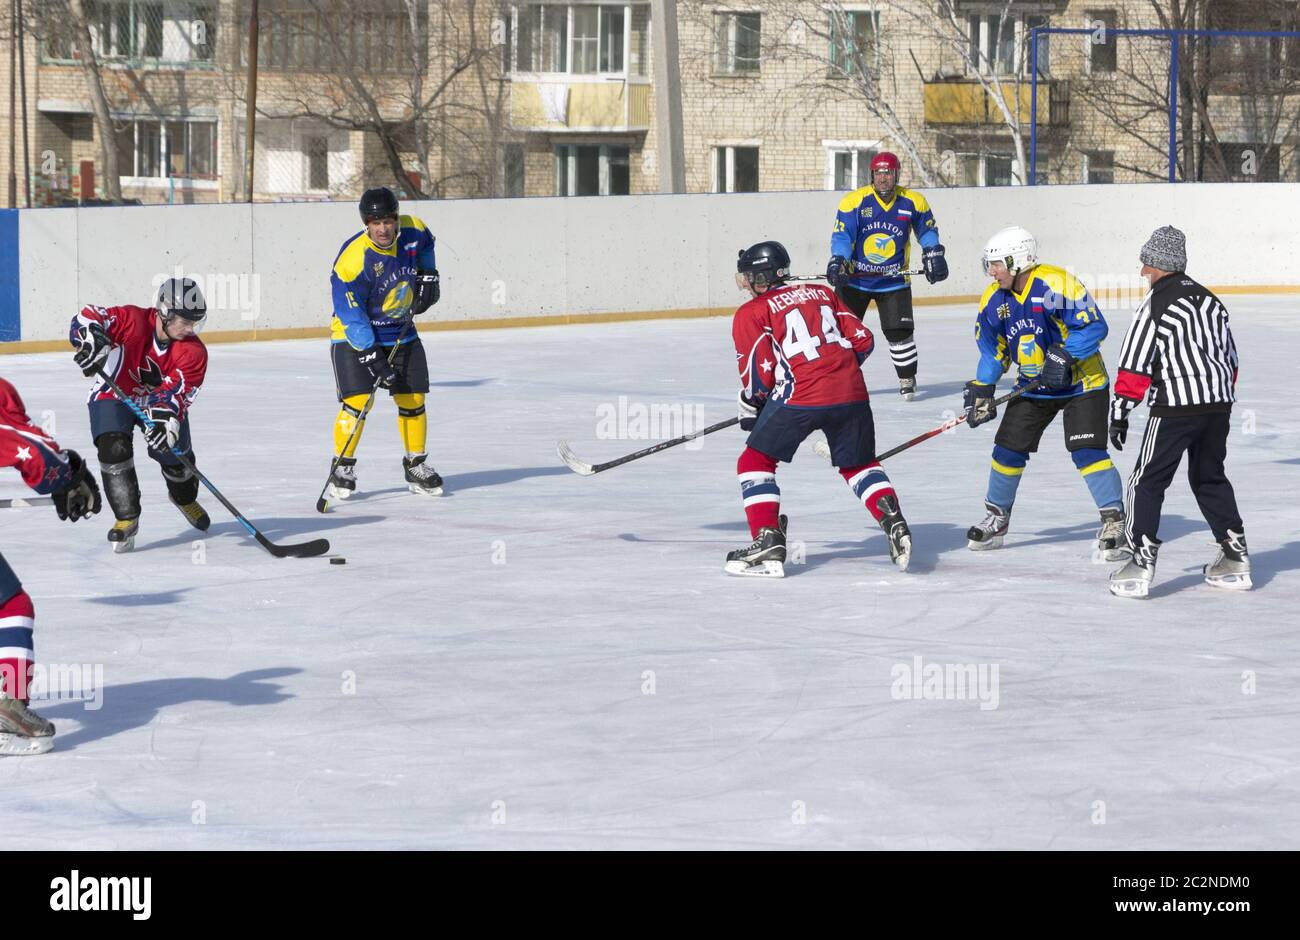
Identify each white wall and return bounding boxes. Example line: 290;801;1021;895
16;183;1300;343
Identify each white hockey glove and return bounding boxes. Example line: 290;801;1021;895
144;407;181;453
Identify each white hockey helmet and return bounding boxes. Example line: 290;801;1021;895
982;226;1038;277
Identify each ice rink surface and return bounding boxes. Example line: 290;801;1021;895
2;295;1297;849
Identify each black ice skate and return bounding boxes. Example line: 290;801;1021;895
1109;535;1160;599
967;500;1010;551
324;456;358;503
725;515;787;578
0;697;55;756
171;496;210;532
1094;507;1130;563
1204;530;1251;591
107;518;139;554
898;376;916;401
403;454;445;496
875;495;912;571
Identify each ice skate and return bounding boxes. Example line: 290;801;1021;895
1109;535;1159;599
171;496;210;532
1204;530;1251;591
0;697;55;756
875;495;912;571
898;376;916;401
107;518;138;554
403;454;444;496
725;515;787;578
967;500;1010;551
1094;507;1130;563
324;456;358;503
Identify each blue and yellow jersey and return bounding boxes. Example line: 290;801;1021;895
830;185;941;293
330;215;436;349
973;263;1109;400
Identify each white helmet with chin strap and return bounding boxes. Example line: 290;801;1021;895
982;226;1038;277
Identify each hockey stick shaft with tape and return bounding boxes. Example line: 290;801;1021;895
558;417;740;476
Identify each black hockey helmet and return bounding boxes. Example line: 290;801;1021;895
156;277;206;328
736;241;792;292
359;186;399;223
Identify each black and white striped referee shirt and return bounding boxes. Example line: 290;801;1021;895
1111;273;1238;421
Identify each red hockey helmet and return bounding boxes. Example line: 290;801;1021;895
870;151;901;174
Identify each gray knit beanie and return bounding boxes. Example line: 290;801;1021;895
1140;225;1187;272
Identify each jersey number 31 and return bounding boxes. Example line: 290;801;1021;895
781;306;852;362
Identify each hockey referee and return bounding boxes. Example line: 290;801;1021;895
1108;226;1250;598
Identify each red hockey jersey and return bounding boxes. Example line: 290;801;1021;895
732;282;874;407
72;305;208;418
0;378;73;495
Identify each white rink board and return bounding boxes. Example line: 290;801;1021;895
15;183;1300;341
1;296;1297;849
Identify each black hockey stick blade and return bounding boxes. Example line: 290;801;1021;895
557;417;740;476
256;532;331;558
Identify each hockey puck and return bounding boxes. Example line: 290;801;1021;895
330;557;347;565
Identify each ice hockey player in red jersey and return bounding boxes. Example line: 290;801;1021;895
727;241;912;577
69;277;210;552
0;377;101;755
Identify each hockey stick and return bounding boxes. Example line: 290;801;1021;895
788;267;924;282
558;417;740;476
0;496;53;509
813;379;1045;464
315;317;417;513
95;370;330;559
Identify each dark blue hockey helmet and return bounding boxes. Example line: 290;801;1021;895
736;241;792;292
359;186;399;223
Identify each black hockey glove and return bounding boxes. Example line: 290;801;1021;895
738;390;765;431
1109;417;1129;452
963;381;997;428
51;449;102;522
357;346;398;389
143;407;181;454
1041;344;1075;389
922;244;949;284
412;270;440;315
72;322;113;377
826;256;853;288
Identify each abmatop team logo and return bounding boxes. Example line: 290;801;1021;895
862;233;896;264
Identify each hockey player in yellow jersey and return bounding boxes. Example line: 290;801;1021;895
962;226;1129;561
827;151;948;400
325;187;443;505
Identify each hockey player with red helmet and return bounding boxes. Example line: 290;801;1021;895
826;151;948;401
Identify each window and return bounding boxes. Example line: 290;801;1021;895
1086;9;1117;74
555;144;630;196
115;118;218;179
968;13;1044;75
503;143;526;196
1084;150;1114;184
251;2;419;73
716;12;760;74
713;146;759;193
949;152;1015;187
512;4;645;75
306;137;330;190
825;145;878;190
829;10;879;75
985;155;1014;186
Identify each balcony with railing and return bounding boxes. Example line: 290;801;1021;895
923;78;1069;127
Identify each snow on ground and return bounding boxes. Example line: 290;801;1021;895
2;295;1297;849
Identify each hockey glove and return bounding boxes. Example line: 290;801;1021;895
826;256;852;288
72;322;113;377
357;346;398;389
963;381;997;429
412;270;440;315
922;244;949;284
1109;418;1129;452
143;407;181;454
1041;344;1075;389
51;450;102;523
738;390;765;431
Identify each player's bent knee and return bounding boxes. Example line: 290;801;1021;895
341;394;370;417
96;431;133;465
393;392;425;417
1071;448;1112;472
882;328;914;345
991;444;1029;471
